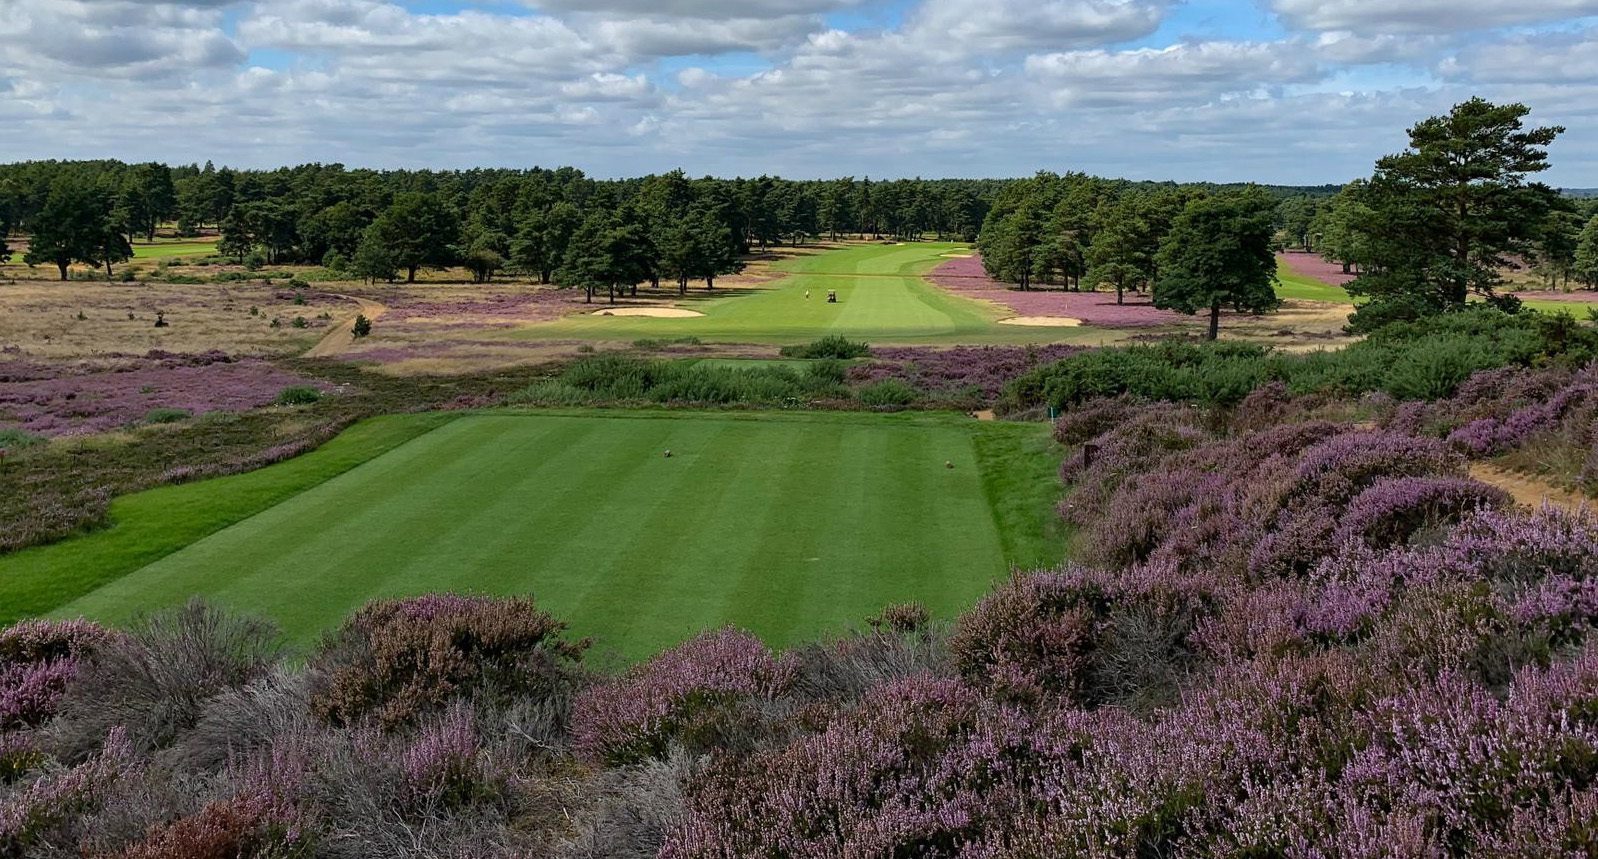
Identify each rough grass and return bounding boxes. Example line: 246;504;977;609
35;410;1062;660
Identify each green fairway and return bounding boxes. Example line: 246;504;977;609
520;242;1122;346
131;240;219;259
1275;258;1354;303
40;410;1062;659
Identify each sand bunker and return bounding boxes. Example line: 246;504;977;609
591;307;705;318
998;316;1083;327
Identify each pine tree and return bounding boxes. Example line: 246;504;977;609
1153;189;1281;340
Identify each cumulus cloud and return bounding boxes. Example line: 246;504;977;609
1;0;1597;184
524;0;862;18
1270;0;1598;34
0;0;243;79
1026;41;1324;107
907;0;1170;52
1440;27;1598;83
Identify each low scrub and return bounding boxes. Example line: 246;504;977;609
511;354;848;407
272;386;323;406
779;335;871;360
1005;307;1598;411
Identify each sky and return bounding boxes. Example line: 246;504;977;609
4;0;1598;185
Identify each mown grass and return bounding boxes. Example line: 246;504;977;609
131;240;220;260
1274;257;1355;303
39;409;1062;659
0;414;453;626
518;242;1119;347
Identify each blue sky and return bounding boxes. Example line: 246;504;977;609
4;0;1598;185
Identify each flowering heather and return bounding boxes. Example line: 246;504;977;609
400;703;492;807
0;619;110;730
1278;250;1357;286
385;289;590;330
927;255;1188;327
846;344;1084;404
6;382;1598;856
1334;476;1510;547
311;593;587;728
573;627;793;765
0;727;133;853
0;350;330;437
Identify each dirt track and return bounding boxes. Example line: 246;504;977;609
306;295;388;358
1470;464;1591;516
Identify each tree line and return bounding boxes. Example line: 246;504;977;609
0;163;1008;299
976;174;1282;338
976;98;1598;335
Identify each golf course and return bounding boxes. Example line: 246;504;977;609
520;242;1115;345
6;410;1061;659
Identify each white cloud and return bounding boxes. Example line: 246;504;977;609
524;0;862;19
0;0;242;80
1440;27;1598;83
908;0;1170;52
1;0;1597;184
1271;0;1598;34
1026;41;1324;107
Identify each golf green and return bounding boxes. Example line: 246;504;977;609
131;240;219;260
519;242;1115;346
50;411;1058;659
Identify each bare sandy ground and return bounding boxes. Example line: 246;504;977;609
998;316;1083;327
1470;464;1592;516
591;307;705;318
307;295;389;358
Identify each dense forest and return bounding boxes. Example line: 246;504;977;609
0;157;1332;299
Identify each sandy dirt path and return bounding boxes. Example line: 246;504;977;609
1470;464;1591;516
306;295;388;358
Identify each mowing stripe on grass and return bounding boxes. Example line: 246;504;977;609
50;410;1054;660
518;242;1119;346
0;413;455;627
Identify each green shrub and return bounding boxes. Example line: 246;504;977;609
858;379;918;407
808;357;849;385
143;408;193;425
0;428;47;451
1006;306;1598;410
507;380;598;407
780;335;871;359
352;314;372;338
551;354;843;406
274;386;323;406
243;251;267;271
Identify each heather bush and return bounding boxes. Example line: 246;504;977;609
1334;476;1510;547
559;750;693;859
573;628;792;766
661;676;1038;859
50;599;282;759
949;566;1211;705
310;593;587;728
110;790;311;859
0;727;134;854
